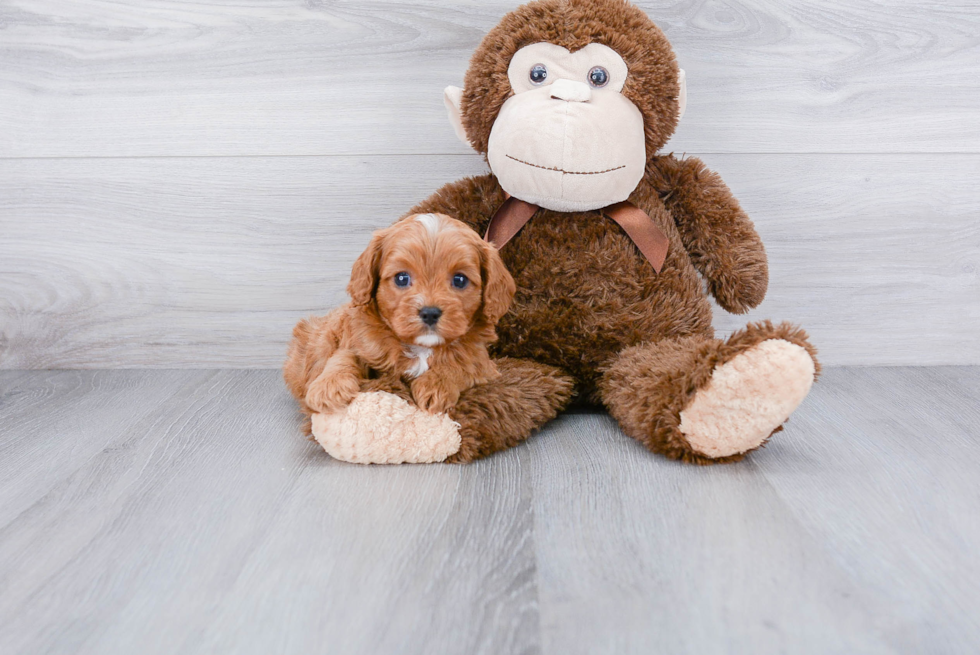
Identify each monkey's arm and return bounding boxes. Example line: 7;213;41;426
647;155;768;314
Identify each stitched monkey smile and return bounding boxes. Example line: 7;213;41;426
506;154;626;176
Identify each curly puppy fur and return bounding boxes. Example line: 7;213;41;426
392;0;818;463
284;214;515;418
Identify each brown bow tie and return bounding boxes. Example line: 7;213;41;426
483;196;669;273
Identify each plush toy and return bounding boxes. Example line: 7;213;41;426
304;0;819;465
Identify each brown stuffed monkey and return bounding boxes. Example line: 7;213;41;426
294;0;819;465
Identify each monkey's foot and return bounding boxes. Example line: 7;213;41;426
311;392;461;464
679;339;815;458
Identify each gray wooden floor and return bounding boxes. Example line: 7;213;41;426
0;368;978;654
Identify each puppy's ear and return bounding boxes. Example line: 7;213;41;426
480;241;516;325
348;229;386;305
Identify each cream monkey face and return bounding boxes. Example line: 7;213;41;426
486;43;646;212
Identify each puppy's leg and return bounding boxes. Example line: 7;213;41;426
410;372;462;414
284;312;343;403
304;349;363;413
283;317;316;402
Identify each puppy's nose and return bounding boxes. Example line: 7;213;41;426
419;306;442;327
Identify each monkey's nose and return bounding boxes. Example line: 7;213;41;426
419;306;442;327
550;79;592;103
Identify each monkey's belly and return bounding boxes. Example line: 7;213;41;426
491;211;713;394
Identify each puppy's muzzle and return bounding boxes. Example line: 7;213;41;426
419;306;442;327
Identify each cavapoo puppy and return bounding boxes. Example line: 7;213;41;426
284;213;516;417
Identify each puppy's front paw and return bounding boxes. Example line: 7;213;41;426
411;378;460;415
305;373;360;413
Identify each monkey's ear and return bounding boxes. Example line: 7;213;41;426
444;86;473;149
677;69;687;121
347;230;386;306
480;241;516;325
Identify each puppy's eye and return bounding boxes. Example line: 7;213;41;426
452;273;469;289
394;272;412;288
588;66;609;88
529;64;548;85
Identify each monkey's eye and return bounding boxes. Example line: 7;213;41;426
394;272;412;288
452;273;470;289
588;66;610;88
529;64;548;85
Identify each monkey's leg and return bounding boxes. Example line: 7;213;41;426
599;322;819;464
308;358;573;464
446;357;574;463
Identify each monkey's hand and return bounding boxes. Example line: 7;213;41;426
648;155;768;314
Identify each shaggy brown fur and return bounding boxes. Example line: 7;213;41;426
647;155;770;314
384;0;819;463
446;357;575;463
410;172;716;400
600;321;820;464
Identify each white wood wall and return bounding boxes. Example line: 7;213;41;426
1;0;978;368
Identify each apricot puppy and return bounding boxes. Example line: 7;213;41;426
284;213;516;416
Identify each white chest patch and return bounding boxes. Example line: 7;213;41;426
404;345;433;379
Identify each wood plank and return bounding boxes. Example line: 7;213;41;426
0;370;29;390
754;366;980;652
1;368;979;653
527;368;980;654
0;369;203;528
527;411;897;654
1;0;977;157
711;153;980;365
2;153;977;368
0;370;538;655
0;154;488;368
